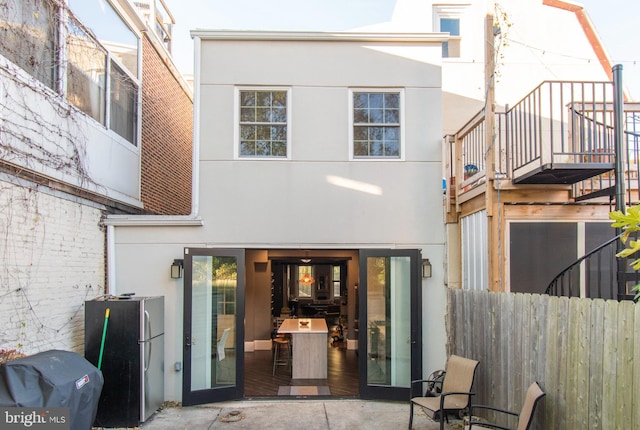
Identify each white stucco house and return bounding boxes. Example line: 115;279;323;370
104;0;623;407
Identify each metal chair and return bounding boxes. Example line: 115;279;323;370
464;382;545;430
409;355;480;430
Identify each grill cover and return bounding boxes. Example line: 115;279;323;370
0;350;103;430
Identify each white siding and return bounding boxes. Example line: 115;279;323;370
462;210;488;291
195;36;443;247
0;59;142;208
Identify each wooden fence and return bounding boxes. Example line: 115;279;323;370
446;289;640;429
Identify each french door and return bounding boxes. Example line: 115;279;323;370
358;249;422;400
182;248;245;406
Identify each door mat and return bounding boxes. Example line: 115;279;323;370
277;386;331;396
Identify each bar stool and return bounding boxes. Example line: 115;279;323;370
272;335;291;376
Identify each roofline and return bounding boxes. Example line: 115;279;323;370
542;0;613;81
190;30;448;43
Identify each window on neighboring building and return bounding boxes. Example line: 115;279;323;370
1;0;141;146
0;0;58;89
239;90;288;157
434;5;465;59
110;62;138;144
440;18;460;58
352;91;401;158
66;18;107;124
68;0;140;146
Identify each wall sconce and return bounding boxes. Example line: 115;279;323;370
422;259;432;278
171;259;184;279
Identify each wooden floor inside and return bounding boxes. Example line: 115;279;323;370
244;340;359;398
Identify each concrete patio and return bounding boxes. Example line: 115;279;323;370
130;399;463;430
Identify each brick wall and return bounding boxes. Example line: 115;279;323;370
0;181;105;355
140;35;193;215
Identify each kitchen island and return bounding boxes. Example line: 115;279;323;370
277;318;328;379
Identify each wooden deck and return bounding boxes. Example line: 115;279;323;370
244;341;359;398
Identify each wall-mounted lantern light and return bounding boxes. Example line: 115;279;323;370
422;259;432;278
171;259;184;279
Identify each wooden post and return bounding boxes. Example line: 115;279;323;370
484;14;500;291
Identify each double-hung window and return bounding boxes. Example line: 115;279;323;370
352;91;402;159
238;89;289;158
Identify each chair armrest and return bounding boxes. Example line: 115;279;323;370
469;404;518;418
467;420;511;430
466;404;518;430
409;375;445;398
439;391;475;410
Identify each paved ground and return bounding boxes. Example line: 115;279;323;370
128;399;463;430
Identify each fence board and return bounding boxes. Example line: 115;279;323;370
566;298;580;429
588;299;605;429
472;291;487;405
556;297;569;430
544;295;560;429
530;294;547;429
511;293;525;426
488;292;500;407
497;293;514;426
575;298;591;427
616;300;634;429
446;290;638;430
602;301;617;429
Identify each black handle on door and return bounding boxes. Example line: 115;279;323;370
185;335;191;348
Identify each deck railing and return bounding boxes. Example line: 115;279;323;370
446;81;640;204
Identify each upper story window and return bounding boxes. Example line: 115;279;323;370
0;0;59;90
440;18;460;58
238;89;289;158
68;0;140;145
352;91;402;159
434;5;466;59
0;0;140;146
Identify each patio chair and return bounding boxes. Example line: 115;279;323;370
464;381;545;430
409;354;480;430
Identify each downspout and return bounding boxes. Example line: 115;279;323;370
107;225;116;295
613;64;625;211
190;35;201;218
613;64;626;299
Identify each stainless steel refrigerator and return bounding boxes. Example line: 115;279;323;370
85;296;164;428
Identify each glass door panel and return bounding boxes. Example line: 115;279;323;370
359;249;421;400
183;248;244;406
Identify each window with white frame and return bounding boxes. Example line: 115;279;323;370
239;89;288;157
352;91;401;158
440;18;460;58
0;0;141;146
68;0;140;146
434;5;466;59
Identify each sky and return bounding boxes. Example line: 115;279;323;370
162;0;640;101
